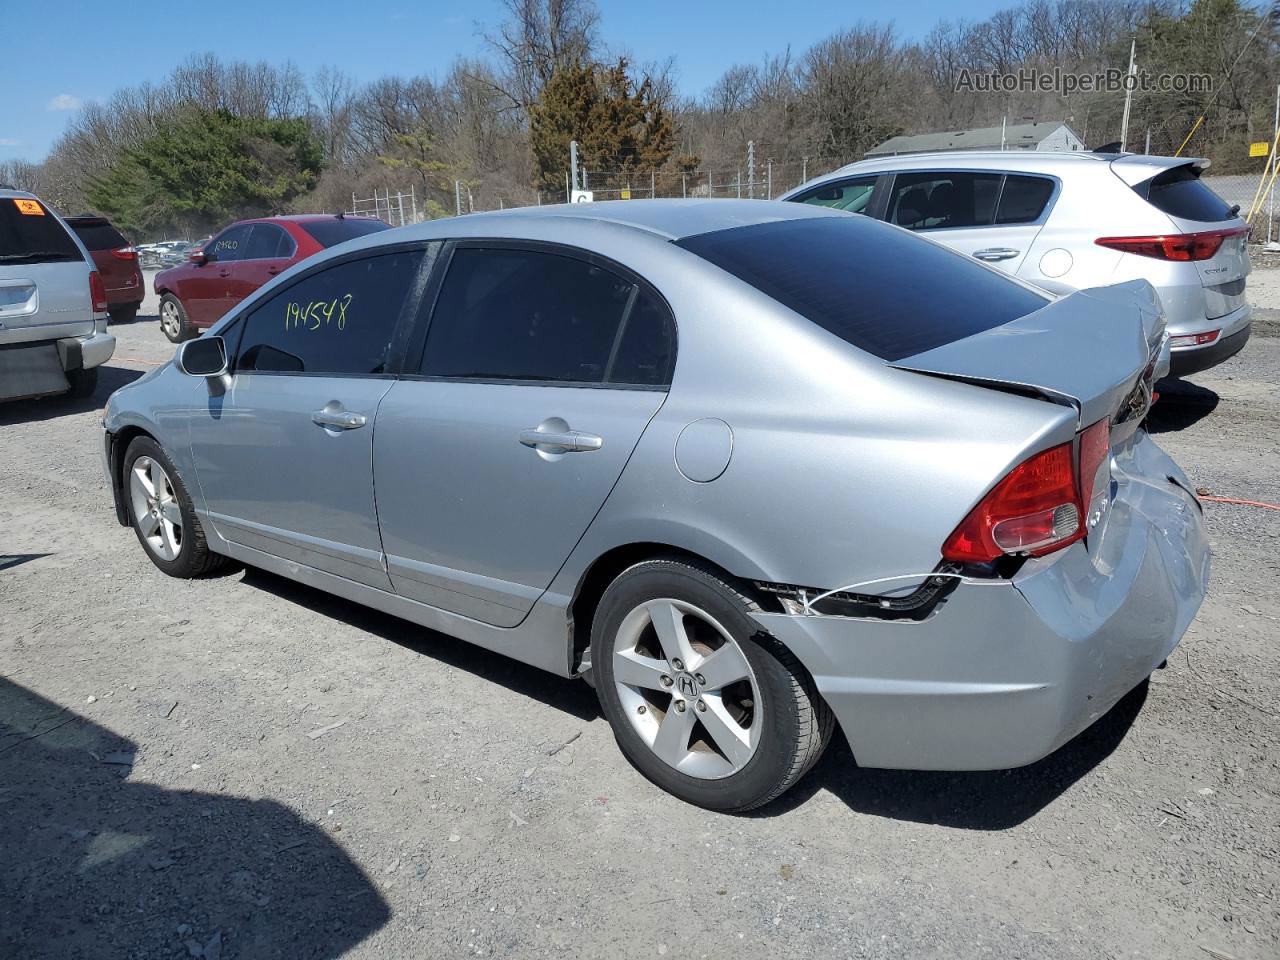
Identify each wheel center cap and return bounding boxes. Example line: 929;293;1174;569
675;673;699;698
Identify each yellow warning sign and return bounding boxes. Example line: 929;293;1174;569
13;198;45;216
1249;141;1269;158
620;188;632;200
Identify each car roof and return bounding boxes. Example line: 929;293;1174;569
812;150;1209;178
401;198;847;242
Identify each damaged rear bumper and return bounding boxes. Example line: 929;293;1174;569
754;433;1210;771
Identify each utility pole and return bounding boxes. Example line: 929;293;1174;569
410;185;417;223
802;156;808;183
1000;115;1007;150
1120;37;1136;152
455;180;462;216
747;141;755;199
651;169;656;198
766;158;773;199
1144;128;1151;155
681;172;687;198
569;140;579;192
1269;84;1280;248
736;168;741;198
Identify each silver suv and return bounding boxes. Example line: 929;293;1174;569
782;152;1249;377
0;186;115;401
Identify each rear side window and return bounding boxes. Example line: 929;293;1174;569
67;219;128;251
677;216;1050;362
995;175;1056;224
243;223;295;260
889;172;1003;230
792;176;879;214
299;218;392;248
236;250;425;375
420;247;675;387
0;197;83;263
1139;166;1234;222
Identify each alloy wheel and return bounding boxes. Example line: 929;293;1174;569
129;456;183;561
612;598;762;779
160;301;181;339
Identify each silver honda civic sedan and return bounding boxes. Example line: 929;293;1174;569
102;200;1209;812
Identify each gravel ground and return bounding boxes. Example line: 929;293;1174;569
1;271;1278;960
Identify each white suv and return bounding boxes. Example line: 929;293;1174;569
782;152;1250;377
0;186;115;401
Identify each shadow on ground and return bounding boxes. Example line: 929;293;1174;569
1148;379;1220;433
0;677;390;960
237;567;1147;829
0;364;144;426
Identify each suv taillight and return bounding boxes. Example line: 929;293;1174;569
1095;227;1247;262
89;270;108;312
110;246;137;260
942;419;1111;564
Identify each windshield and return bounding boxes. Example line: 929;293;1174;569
676;215;1050;362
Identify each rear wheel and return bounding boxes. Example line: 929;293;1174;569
159;294;193;343
591;558;834;812
65;366;98;398
108;303;138;325
124;436;229;578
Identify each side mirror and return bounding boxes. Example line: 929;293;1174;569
189;250;210;265
176;335;228;378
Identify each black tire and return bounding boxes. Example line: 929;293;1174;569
65;366;98;398
123;436;230;578
591;557;834;813
108;303;139;325
159;293;193;343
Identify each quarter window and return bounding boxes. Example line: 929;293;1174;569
995;175;1056;224
236;250;425;375
420;247;675;387
793;176;879;215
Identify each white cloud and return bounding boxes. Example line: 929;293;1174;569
46;94;82;112
0;138;21;147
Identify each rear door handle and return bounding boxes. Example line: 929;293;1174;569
973;247;1020;262
312;409;367;430
519;427;603;452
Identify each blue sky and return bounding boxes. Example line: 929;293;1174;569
1;0;1018;162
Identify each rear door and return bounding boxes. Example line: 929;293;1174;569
885;170;1056;275
187;245;430;587
373;241;676;627
0;195;93;344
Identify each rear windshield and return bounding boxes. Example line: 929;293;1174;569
676;216;1050;361
1138;166;1234;222
298;218;391;248
67;219;128;251
0;197;84;264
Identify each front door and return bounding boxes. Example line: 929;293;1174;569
187;224;251;325
187;246;430;588
373;243;677;627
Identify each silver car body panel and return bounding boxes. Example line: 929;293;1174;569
103;200;1209;769
780;152;1250;370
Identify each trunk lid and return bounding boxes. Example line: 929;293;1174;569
890;279;1164;428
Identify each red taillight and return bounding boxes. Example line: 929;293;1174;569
1095;227;1247;262
1169;329;1220;348
110;246;137;260
89;271;108;312
942;419;1112;565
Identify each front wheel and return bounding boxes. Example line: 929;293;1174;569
124;436;229;578
591;558;834;812
159;294;193;343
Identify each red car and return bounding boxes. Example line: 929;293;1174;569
154;215;391;342
65;215;145;324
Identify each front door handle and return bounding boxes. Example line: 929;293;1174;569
519;427;603;452
973;247;1020;262
312;408;367;430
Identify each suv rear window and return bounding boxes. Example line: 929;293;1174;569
66;218;128;251
1138;166;1234;222
676;216;1050;362
0;197;83;264
298;218;392;248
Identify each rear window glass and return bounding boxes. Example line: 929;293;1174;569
1139;166;1234;222
0;198;83;264
676;216;1050;362
67;219;128;251
299;218;392;248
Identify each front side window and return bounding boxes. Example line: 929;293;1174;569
207;224;251;262
236;249;425;375
242;223;295;260
889;172;1003;230
793;176;879;214
419;246;675;387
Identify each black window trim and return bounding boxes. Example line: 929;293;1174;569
881;169;1061;231
399;237;679;392
242;221;298;262
222;239;441;381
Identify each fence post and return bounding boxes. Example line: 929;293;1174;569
747;140;755;199
455;180;463;216
736;169;741;198
651;169;656;198
570;140;579;191
802;156;808;183
682;172;687;199
411;185;418;223
767;158;773;200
